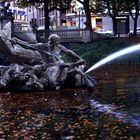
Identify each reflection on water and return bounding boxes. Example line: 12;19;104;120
90;99;140;126
90;65;140;125
93;65;140;108
0;65;139;139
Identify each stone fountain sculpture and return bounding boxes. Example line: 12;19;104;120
0;22;97;91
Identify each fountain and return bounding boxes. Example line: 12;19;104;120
0;22;97;91
0;21;139;139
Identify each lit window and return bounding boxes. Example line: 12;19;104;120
17;15;20;20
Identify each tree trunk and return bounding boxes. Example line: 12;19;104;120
83;0;92;30
129;0;139;37
133;15;138;36
44;1;50;30
112;17;117;36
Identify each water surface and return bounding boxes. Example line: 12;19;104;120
0;65;139;140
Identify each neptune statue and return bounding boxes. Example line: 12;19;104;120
0;22;97;91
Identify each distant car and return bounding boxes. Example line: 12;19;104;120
37;26;45;30
96;29;113;37
129;27;140;36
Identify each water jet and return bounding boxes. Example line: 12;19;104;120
86;44;140;73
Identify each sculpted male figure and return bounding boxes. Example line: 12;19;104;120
45;34;97;88
42;34;86;89
11;34;86;89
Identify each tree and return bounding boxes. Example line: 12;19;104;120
90;0;125;35
16;0;72;30
104;0;125;35
77;0;92;30
78;0;125;32
123;0;140;36
90;0;105;15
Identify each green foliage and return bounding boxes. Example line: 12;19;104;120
63;39;140;66
70;40;129;66
90;0;105;14
90;0;126;16
15;0;72;9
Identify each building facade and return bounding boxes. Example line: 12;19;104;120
0;1;29;31
102;15;140;35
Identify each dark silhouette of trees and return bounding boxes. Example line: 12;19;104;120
77;0;92;30
1;1;11;16
123;0;140;36
91;0;140;36
92;0;125;35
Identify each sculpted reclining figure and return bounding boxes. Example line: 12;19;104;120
0;22;97;91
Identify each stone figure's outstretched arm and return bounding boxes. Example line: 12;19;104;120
11;37;42;49
60;45;85;64
11;37;57;61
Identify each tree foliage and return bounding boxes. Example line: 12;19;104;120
15;0;72;30
90;0;105;15
77;0;92;30
90;0;140;36
15;0;71;8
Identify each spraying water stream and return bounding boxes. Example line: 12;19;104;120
86;44;140;73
